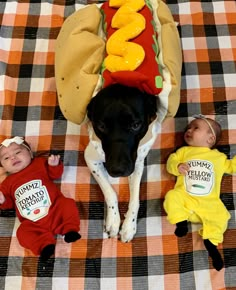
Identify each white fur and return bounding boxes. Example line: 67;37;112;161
84;115;163;242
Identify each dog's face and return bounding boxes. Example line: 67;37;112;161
87;84;158;177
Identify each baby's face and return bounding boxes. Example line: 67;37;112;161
184;119;214;148
0;143;32;174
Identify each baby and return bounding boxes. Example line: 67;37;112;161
164;115;235;271
0;136;81;260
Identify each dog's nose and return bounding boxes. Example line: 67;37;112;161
106;163;133;178
103;141;136;177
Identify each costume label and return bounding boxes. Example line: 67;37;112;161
184;159;214;196
15;180;51;222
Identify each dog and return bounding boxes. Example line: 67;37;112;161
84;83;161;242
55;1;181;242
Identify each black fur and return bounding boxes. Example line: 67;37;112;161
87;84;158;177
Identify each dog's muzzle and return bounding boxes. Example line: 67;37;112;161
104;142;136;177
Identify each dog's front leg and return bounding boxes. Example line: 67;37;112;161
85;143;121;238
119;161;144;242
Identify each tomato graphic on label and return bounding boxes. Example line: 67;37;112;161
16;180;52;221
34;209;40;215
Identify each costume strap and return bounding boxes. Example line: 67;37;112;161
192;114;216;139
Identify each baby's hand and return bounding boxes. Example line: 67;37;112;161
48;155;60;166
178;163;190;175
0;191;6;204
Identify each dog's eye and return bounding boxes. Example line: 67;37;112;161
130;121;142;131
97;122;106;133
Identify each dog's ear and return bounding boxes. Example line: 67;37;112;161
87;97;95;120
145;94;158;122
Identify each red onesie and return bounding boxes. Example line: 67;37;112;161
0;157;80;255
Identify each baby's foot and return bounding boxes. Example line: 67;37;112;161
40;244;55;260
204;239;224;271
64;231;81;243
175;220;188;237
212;255;224;271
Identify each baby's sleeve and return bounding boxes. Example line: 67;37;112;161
224;155;236;174
0;183;15;210
166;151;181;176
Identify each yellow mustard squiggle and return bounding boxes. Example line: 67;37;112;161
105;0;146;72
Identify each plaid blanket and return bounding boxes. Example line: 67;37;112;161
0;1;236;289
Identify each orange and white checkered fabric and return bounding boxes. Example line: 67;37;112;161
0;1;236;289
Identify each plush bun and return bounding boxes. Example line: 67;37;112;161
55;5;105;124
55;1;182;124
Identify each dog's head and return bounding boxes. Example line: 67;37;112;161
87;83;158;177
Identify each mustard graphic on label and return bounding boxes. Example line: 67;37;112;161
192;184;205;189
184;160;214;196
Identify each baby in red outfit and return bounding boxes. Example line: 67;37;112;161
0;136;81;260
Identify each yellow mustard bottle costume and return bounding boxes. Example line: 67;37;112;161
163;146;235;245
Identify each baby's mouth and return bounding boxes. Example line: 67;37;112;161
185;133;191;139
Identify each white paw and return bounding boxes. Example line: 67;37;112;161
119;216;137;243
105;206;121;237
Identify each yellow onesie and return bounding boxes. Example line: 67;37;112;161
164;146;235;245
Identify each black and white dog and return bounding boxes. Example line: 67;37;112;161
54;0;181;243
85;83;162;242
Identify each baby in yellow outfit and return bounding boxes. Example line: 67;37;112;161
164;115;235;271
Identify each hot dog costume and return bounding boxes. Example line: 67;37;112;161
55;0;182;125
0;156;80;256
164;146;234;246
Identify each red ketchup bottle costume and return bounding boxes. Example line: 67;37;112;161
0;137;80;259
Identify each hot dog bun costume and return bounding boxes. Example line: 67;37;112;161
55;0;182;124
